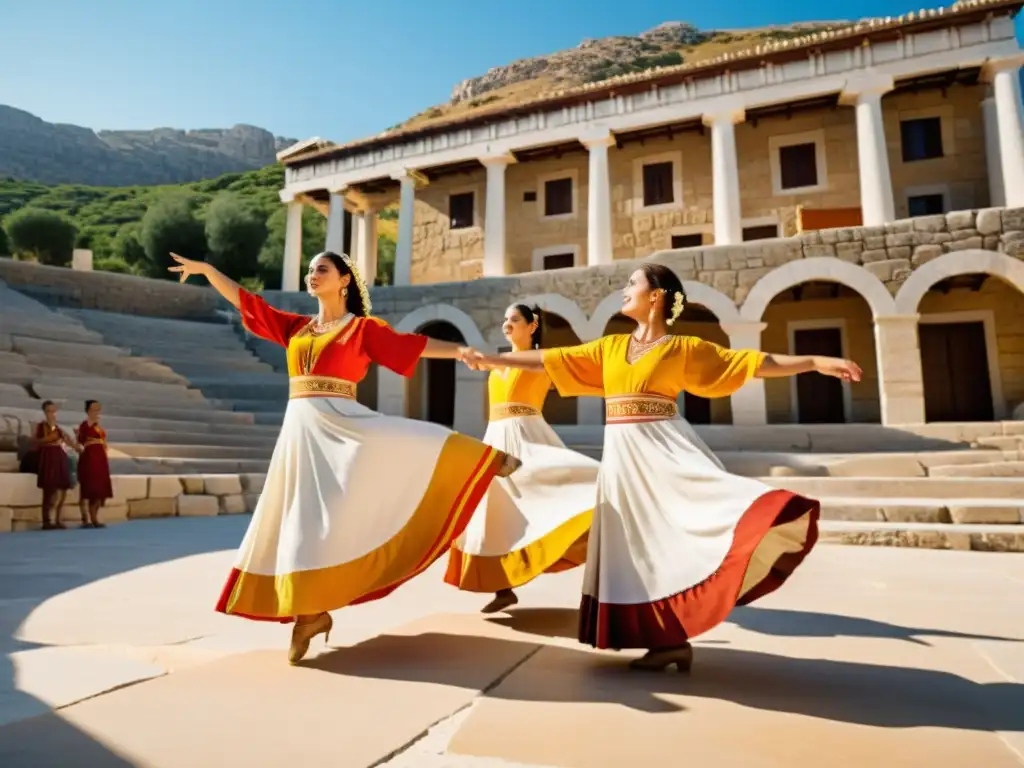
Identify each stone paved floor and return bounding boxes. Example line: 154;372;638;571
0;517;1022;767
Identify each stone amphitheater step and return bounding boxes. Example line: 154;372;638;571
244;337;286;372
18;352;187;384
0;317;102;345
10;335;128;361
716;449;1015;477
110;442;272;460
819;521;1024;552
62;308;239;339
149;358;276;376
116;457;272;474
764;475;1024;499
818;496;1022;523
192;381;289;401
104;429;279;448
211;398;287;413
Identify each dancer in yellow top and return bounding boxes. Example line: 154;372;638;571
445;304;598;613
463;263;861;672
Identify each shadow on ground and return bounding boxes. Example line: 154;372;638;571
449;606;1024;732
0;516;246;764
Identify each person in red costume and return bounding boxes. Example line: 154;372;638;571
170;250;521;664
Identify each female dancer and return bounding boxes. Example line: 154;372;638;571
77;400;112;528
34;400;77;530
445;304;598;613
464;264;861;672
169;250;521;664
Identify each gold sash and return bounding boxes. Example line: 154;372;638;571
605;394;679;424
289;375;358;400
489;403;542;421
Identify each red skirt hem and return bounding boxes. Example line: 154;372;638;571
578;488;819;650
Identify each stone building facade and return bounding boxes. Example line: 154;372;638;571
254;1;1024;437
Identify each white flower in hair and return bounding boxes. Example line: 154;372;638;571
340;254;373;315
666;291;685;326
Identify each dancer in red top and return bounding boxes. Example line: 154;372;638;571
34;400;77;530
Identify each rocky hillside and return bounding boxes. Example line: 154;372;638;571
401;20;849;129
0;105;298;187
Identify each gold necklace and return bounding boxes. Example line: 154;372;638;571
626;334;670;365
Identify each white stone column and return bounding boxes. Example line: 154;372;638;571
987;58;1024;208
453;368;488;438
481;155;514;277
325;190;346;254
281;200;303;292
982;97;1006;208
722;321;767;425
356;209;379;285
391;170;416;286
581;132;615;266
874;315;925;425
702;109;744;245
842;75;896;226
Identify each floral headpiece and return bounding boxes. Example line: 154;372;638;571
341;253;373;316
666;291;685;326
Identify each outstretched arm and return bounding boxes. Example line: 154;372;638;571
466;349;546;372
421;338;479;361
756;353;862;382
168;253;241;309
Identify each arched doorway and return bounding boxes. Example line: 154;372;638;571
914;273;1016;422
760;280;879;424
539;312;580;425
603;304;731;425
409;320;464;427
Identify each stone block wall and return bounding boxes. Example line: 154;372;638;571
0;470;264;533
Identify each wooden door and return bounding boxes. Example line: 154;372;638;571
793;327;846;423
425;359;456;427
919;322;994;422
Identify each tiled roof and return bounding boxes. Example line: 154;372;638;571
284;0;1021;167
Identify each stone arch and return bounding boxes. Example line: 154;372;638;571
740;257;897;321
394;303;488;349
894;250;1024;314
379;304;488;436
513;293;590;343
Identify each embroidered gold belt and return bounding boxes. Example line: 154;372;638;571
489;403;541;421
605;394;679;424
289;375;358;400
83;439;106;447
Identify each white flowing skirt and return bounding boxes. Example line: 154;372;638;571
579;416;819;650
445;414;598;592
216;396;506;621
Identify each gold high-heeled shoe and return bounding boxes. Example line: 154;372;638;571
497;455;522;477
629;643;693;673
288;612;333;664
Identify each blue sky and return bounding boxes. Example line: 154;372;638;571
2;0;1021;144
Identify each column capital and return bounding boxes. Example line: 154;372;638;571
720;321;767;335
982;53;1024;79
390;168;429;187
702;104;745;127
327;186;348;196
874;313;921;324
579;129;616;149
279;189;297;203
480;153;517;167
839;71;894;104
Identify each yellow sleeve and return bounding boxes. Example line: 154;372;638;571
678;337;766;398
541;338;605;397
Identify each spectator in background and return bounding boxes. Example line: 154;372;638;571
33;400;78;530
77;400;112;528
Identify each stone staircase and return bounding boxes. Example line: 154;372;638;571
0;279;283;531
556;422;1024;552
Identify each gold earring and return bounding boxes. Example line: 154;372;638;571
342;287;348;297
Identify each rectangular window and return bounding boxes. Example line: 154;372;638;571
908;194;945;216
670;233;703;249
742;224;779;242
544;177;573;217
448;192;474;230
901;117;943;162
778;143;818;190
542;253;575;270
642;161;674;207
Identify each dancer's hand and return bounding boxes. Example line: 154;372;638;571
456;346;483;367
168;252;210;284
815;357;862;382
